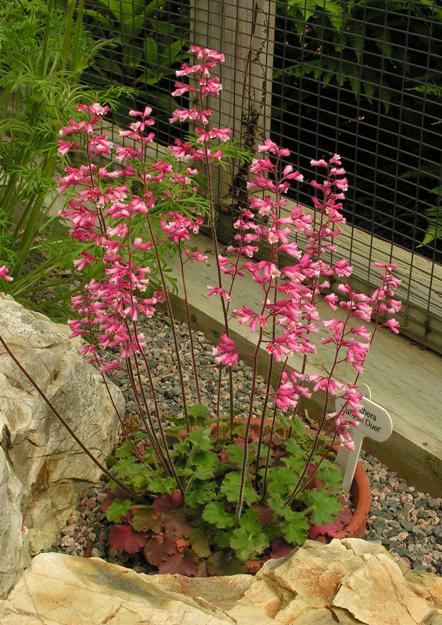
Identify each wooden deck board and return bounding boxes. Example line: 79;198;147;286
169;233;442;495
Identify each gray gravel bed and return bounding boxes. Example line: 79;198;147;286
51;314;441;575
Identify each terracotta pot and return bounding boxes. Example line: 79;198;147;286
332;445;371;539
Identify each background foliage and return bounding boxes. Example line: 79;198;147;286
274;0;442;256
0;0;130;318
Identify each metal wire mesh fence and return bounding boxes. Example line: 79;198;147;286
80;0;442;352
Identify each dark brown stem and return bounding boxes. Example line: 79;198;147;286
178;248;201;402
145;213;190;430
285;307;353;507
0;335;136;497
124;356;166;473
260;355;290;495
131;350;184;494
198;90;235;431
235;281;273;521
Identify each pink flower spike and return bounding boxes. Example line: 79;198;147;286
213;334;238;367
0;265;13;282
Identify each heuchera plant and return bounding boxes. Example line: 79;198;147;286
0;45;401;576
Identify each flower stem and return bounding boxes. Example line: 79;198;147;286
178;247;201;403
0;335;136;498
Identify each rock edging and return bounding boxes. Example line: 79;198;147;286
0;295;124;598
0;538;440;624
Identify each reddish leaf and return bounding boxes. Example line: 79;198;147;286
143;534;178;566
175;537;189;553
308;507;352;539
99;493;116;513
218;450;229;463
131;507;162;533
152;491;184;513
304;463;324;489
158;550;199;576
162;511;192;538
108;525;147;554
270;540;294;559
244;559;265;575
252;503;274;524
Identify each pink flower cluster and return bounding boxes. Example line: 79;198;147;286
54;44;401;453
208;144;401;449
0;265;13;282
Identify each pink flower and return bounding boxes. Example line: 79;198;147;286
73;251;95;271
171;81;195;97
310;158;328;168
134;238;152;251
334;259;352;277
57;140;81;156
189;44;225;63
213;334;238;366
76;103;109;116
275;377;298;412
0;265;13;282
207;286;230;300
384;318;400;334
183;249;208;263
199;77;222;96
233;306;267;332
129;106;153;118
160;212;201;243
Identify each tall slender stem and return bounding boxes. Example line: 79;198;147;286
144;213;190;430
178;247;201;402
198;91;235;430
138;140;190;430
124;356;165;472
285;307;353;507
235;282;273;520
0;336;135;497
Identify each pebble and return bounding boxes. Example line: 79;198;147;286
50;314;442;575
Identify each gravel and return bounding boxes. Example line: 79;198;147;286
50;314;442;575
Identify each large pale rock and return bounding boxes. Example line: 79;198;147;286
0;295;124;597
0;539;440;624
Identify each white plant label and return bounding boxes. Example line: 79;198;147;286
335;384;393;492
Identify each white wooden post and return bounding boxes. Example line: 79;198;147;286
190;0;276;208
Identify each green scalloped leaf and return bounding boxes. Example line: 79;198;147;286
202;502;235;529
105;499;133;523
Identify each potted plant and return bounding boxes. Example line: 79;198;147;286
0;45;401;576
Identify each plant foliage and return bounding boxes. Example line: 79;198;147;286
105;418;346;573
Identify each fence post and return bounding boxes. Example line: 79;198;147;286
190;0;276;212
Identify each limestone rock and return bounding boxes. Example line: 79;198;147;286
333;552;432;625
0;295;124;597
0;539;440;624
